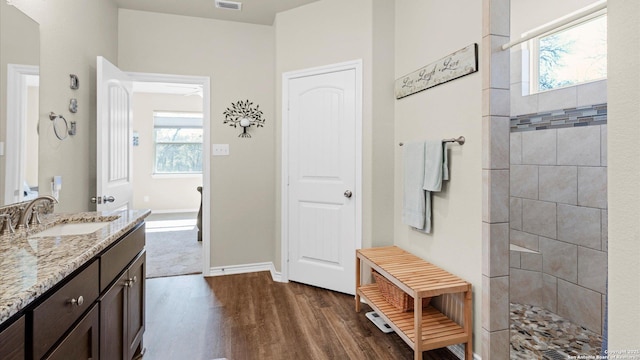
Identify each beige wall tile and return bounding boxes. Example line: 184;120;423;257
576;80;607;108
483;275;510;331
492;36;510;90
510;132;522;165
511;89;539;116
540;236;577;282
557;126;601;166
602;209;608;252
578;166;607;209
483;0;510;37
542;273;558;313
539;165;577;205
483;88;511;117
510;250;521;268
481;328;510;360
578;246;607;294
538;86;577;113
522;199;557;239
522;129;556;165
510;197;523;230
557;204;602;249
483;170;510;223
511;165;538;199
557;279;602;334
510;229;539;251
483;223;510;277
483;116;510;170
521;252;542;272
511;268;543;306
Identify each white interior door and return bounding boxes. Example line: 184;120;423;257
96;56;133;211
285;62;361;295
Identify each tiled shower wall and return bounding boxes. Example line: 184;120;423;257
509;107;607;335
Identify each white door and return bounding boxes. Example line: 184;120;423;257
96;56;133;211
285;62;361;295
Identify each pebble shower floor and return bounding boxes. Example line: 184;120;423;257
510;303;603;359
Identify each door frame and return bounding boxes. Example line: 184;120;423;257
280;59;363;283
126;71;212;276
4;64;39;204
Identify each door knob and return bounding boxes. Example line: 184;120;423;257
344;190;353;198
103;196;115;203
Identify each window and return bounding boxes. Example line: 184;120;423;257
531;13;607;92
153;112;203;174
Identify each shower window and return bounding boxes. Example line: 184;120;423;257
153;112;203;174
530;13;607;93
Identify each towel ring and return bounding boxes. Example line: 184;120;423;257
49;112;69;140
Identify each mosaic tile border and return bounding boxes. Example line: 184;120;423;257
511;104;607;132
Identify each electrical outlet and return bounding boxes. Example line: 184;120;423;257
212;144;230;156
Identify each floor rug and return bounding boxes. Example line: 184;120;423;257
145;227;202;278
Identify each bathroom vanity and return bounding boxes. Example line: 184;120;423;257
0;209;149;359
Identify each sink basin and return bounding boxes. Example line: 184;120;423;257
30;222;110;238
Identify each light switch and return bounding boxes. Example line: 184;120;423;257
212;144;230;156
0;142;4;156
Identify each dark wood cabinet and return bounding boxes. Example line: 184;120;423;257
126;253;145;358
31;261;99;360
44;305;99;360
0;316;25;360
99;270;127;360
100;251;145;360
1;221;147;360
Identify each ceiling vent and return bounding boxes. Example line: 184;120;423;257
215;0;242;11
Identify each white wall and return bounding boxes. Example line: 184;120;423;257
607;0;640;350
12;0;119;212
394;0;483;353
131;92;203;212
118;10;276;268
274;0;396;271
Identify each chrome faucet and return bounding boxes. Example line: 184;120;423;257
18;195;58;229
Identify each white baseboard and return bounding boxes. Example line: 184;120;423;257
209;261;284;283
149;209;198;214
447;344;481;360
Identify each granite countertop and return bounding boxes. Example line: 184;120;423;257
0;209;150;325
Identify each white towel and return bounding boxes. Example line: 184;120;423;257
421;140;449;233
401;140;450;233
401;141;426;229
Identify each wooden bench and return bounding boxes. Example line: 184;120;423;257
355;246;473;359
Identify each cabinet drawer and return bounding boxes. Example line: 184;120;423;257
100;223;145;292
0;315;25;360
32;260;99;360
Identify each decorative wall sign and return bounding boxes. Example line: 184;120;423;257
395;43;478;99
223;99;265;138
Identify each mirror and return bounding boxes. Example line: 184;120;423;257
1;1;40;205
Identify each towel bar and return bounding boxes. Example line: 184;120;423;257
399;136;465;146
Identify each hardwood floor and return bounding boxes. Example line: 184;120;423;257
144;272;460;360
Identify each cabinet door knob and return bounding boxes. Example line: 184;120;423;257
69;296;84;306
125;276;137;287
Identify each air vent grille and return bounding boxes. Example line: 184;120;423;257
215;0;242;11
